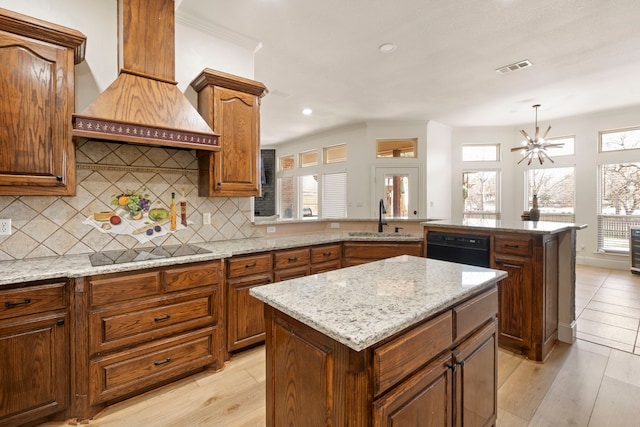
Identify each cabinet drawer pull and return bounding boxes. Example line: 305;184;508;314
322;252;332;257
5;298;31;308
501;263;521;269
154;314;171;322
288;257;298;262
153;357;172;366
504;244;520;248
245;262;257;268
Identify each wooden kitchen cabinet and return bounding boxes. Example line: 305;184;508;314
342;241;423;267
192;68;267;197
264;286;498;426
0;8;85;196
73;261;223;420
494;233;558;361
226;252;273;354
310;243;342;274
0;280;69;426
273;247;310;281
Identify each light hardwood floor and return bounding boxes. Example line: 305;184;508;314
39;265;640;427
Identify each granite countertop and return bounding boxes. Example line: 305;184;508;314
250;255;506;351
0;231;423;287
422;218;588;234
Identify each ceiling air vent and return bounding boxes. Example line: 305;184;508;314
496;59;533;74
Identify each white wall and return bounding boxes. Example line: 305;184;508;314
0;0;256;111
453;104;640;270
274;120;451;220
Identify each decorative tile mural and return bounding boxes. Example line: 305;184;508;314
0;140;262;261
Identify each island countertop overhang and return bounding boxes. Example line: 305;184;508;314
421;218;588;235
250;255;507;352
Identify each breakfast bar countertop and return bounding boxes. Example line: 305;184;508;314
421;218;588;234
250;255;507;351
0;231;423;287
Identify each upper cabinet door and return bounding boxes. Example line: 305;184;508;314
0;9;85;196
191;69;267;197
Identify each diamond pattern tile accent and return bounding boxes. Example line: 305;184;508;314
0;140;262;260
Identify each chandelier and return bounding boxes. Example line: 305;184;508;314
511;104;563;165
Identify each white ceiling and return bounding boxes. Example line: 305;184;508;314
177;0;640;146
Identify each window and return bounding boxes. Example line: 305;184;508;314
544;136;575;157
463;170;500;219
526;167;575;222
301;175;318;218
376;138;417;158
600;127;640;152
299;150;318;167
279;176;295;218
324;144;347;164
462;144;500;162
322;172;347;218
598;162;640;252
279;155;294;171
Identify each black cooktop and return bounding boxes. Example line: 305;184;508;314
89;244;212;267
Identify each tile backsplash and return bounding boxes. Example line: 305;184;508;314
0;140;262;261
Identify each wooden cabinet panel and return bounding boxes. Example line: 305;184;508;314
274;248;310;270
90;328;216;405
310;244;341;264
343;241;423;267
192;69;267;197
494;236;532;257
494;257;532;352
453;287;498;342
310;259;342;274
0;281;68;426
227;253;272;278
373;311;452;396
89;289;217;355
373;353;453;427
90;272;161;307
227;272;272;352
0;9;85;195
452;320;497;427
163;262;220;292
0;281;65;319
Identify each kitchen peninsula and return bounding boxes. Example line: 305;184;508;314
423;219;587;362
250;255;506;426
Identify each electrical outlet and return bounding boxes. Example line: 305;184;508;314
266;226;276;233
0;219;11;235
203;213;211;225
330;222;340;229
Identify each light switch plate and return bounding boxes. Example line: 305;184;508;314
203;213;211;225
0;219;11;235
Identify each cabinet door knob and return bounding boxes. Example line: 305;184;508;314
57;319;65;326
56;176;63;181
5;298;31;308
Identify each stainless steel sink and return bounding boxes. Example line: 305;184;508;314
347;231;416;238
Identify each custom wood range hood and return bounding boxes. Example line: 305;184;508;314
72;0;219;151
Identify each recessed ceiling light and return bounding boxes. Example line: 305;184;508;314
379;43;396;53
302;108;312;115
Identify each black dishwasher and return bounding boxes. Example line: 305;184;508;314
426;232;490;267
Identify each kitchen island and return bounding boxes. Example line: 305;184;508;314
423;219;587;361
250;255;506;426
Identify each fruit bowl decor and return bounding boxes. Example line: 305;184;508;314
111;188;151;219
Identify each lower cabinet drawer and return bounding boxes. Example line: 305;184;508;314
90;328;217;404
373;311;452;396
0;281;65;320
274;248;310;269
310;244;341;264
453;287;498;342
89;290;217;354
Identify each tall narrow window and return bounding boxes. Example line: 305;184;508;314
278;177;295;219
526;167;575;222
598;162;640;252
463;170;500;219
383;174;410;218
301;175;318;218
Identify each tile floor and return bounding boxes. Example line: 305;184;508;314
575;264;640;354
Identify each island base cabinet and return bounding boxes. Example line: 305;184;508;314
264;286;498;427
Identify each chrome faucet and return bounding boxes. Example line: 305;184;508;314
378;198;387;232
